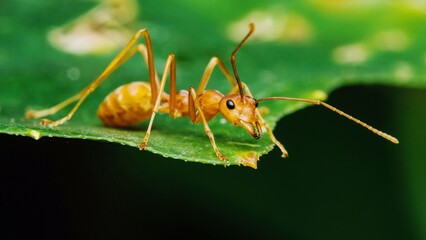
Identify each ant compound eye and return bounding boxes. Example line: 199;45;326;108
226;100;235;110
254;99;258;108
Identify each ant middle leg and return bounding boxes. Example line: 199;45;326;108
195;57;236;95
139;54;176;150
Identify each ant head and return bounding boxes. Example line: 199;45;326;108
219;94;262;139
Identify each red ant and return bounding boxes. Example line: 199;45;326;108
26;23;399;161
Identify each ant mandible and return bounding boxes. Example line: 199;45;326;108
26;23;399;161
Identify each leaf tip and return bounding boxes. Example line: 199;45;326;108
237;151;259;169
27;129;42;140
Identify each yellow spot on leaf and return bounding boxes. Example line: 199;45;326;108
238;151;259;169
312;0;426;15
28;130;41;140
48;0;139;55
308;90;328;101
394;62;413;83
373;30;410;52
227;9;313;43
332;43;370;65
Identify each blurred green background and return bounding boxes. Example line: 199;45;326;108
1;0;426;239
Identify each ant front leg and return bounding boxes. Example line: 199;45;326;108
243;83;289;158
25;28;159;127
183;56;243;161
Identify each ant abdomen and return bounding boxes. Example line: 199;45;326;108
98;82;162;127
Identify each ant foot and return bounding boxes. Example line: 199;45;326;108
217;153;228;161
139;141;147;150
139;134;150;150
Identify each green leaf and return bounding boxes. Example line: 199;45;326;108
1;1;426;168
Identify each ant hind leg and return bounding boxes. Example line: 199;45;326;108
25;28;158;127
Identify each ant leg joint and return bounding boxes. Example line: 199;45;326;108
136;28;148;36
40;119;53;126
25;109;38;119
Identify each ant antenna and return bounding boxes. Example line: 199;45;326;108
257;96;399;144
231;23;255;99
